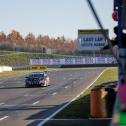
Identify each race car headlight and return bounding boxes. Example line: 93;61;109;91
40;80;45;83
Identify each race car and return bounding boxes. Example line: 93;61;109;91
25;72;50;87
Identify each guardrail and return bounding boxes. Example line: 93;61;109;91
12;64;118;71
12;66;31;70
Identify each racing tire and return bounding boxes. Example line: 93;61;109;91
25;84;29;88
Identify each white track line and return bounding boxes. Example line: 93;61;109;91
0;116;9;122
24;94;38;97
37;68;107;126
24;94;29;97
64;86;68;89
0;103;4;105
32;101;39;105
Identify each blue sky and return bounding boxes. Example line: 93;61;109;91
0;0;117;39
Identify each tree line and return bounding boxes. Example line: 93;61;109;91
0;30;77;53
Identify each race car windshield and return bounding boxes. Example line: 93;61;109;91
30;74;44;78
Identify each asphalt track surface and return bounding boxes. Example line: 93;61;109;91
0;68;105;126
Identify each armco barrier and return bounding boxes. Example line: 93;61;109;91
12;66;31;70
12;65;61;70
12;64;117;71
60;64;117;68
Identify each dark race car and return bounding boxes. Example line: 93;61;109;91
25;72;50;88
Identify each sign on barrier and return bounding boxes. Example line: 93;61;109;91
31;66;47;70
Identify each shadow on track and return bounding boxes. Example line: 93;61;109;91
0;105;56;112
0;86;45;89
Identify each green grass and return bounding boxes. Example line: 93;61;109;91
0;50;113;66
0;69;54;79
0;51;85;66
54;67;118;119
120;111;126;125
0;70;34;79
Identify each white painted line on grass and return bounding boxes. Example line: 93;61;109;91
32;101;39;105
36;68;107;126
0;116;9;122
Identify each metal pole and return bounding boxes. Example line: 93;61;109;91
112;0;126;125
86;0;126;125
118;0;122;49
118;0;126;125
86;0;120;64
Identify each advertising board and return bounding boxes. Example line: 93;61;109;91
77;29;108;51
30;57;116;66
31;66;47;70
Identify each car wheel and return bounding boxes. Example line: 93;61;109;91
47;82;50;86
25;84;29;88
48;80;50;86
40;83;44;87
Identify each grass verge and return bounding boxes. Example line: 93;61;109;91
0;51;84;66
0;69;53;79
0;70;33;79
54;67;118;119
